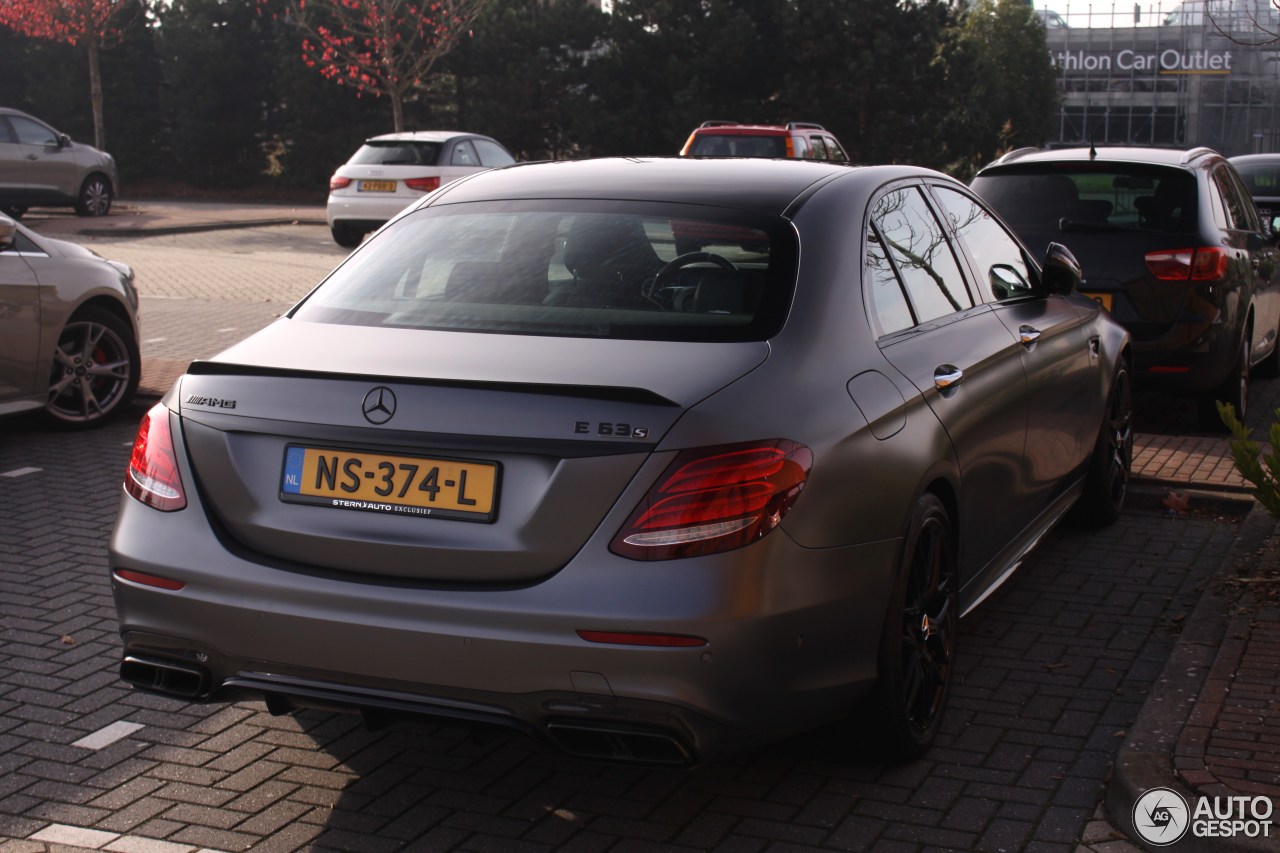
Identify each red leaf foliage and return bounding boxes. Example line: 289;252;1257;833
0;0;128;48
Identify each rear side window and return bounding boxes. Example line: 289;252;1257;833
869;187;973;324
349;141;442;167
292;200;798;343
473;139;514;167
451;141;480;166
1211;165;1259;231
973;166;1198;234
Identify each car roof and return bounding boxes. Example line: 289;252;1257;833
424;156;936;215
1229;153;1280;165
979;145;1223;172
364;131;491;144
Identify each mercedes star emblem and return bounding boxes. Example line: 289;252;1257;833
361;386;397;425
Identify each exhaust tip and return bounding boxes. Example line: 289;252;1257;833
546;720;692;766
120;655;210;698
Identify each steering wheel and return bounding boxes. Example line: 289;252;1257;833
654;251;737;286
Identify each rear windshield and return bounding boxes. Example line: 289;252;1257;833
349;140;442;167
1235;161;1280;197
688;134;787;158
292;200;798;342
972;165;1199;234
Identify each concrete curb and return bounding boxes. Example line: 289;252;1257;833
1106;499;1276;852
77;217;327;238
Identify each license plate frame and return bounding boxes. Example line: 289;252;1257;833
1082;291;1112;312
357;180;396;193
280;445;500;522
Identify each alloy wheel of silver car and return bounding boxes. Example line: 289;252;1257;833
75;175;113;217
46;308;138;426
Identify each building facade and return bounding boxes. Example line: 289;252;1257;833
1042;1;1280;154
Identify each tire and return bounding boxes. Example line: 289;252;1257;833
331;223;363;248
1076;362;1133;528
1198;335;1248;432
74;174;113;217
44;306;139;428
863;493;957;761
1;205;27;219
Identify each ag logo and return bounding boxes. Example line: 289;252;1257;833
1133;787;1190;846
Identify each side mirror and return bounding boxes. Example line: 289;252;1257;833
57;133;71;148
0;213;16;251
1042;242;1083;295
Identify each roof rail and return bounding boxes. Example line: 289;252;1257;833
786;122;826;131
993;146;1041;165
1180;146;1219;165
699;120;739;128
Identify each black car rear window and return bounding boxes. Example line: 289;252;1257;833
349;140;442;167
972;164;1199;234
1235;162;1280;197
292;199;798;343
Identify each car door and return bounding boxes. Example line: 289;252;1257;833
1213;163;1280;360
0;117;29;205
866;183;1032;582
8;114;78;204
931;183;1101;511
0;227;42;402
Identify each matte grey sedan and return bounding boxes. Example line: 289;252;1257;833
0;212;140;426
109;157;1131;765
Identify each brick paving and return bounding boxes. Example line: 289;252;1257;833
1;203;1276;851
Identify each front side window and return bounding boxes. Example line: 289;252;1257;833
870;187;973;324
933;186;1037;302
10;116;57;147
348;141;441;167
292;201;798;343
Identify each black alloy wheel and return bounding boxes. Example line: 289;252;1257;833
45;307;139;427
1079;363;1133;527
866;492;957;760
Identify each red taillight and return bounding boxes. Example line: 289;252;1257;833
403;176;440;192
1145;247;1230;281
610;439;811;561
124;403;186;512
329;175;352;191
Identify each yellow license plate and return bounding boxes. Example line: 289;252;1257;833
1082;292;1112;312
358;180;396;193
281;446;499;521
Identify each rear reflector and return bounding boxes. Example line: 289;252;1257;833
610;439;811;561
329;175;352;191
1145;247;1229;281
124;403;187;512
113;569;185;591
577;630;707;648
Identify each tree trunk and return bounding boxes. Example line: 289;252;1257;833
88;39;105;150
391;86;405;132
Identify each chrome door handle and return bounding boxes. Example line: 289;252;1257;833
934;365;963;389
1019;325;1042;345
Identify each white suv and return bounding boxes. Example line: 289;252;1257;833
326;131;515;247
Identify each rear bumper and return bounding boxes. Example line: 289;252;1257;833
109;492;900;765
1131;322;1241;394
325;192;416;229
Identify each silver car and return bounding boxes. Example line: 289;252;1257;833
110;158;1131;764
0;213;140;426
0;107;119;218
326;130;515;247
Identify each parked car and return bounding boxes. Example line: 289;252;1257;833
1230;152;1280;235
972;146;1280;430
326;131;515;248
0;212;139;426
680;121;850;161
0;107;118;218
110;157;1130;765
